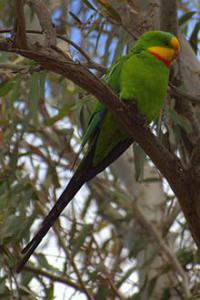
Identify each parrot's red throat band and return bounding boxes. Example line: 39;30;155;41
149;51;173;68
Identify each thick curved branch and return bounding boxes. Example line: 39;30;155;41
1;39;200;251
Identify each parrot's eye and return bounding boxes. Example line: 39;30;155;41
165;42;171;48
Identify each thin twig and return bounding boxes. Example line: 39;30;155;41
54;226;95;300
0;63;41;74
0;28;106;72
91;234;126;300
90;179;190;298
24;265;83;291
56;34;107;72
130;201;191;298
36;201;95;300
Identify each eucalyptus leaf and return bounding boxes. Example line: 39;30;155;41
133;144;146;181
179;11;196;26
189;21;200;54
0;80;15;97
82;0;97;10
71;224;92;256
28;73;41;122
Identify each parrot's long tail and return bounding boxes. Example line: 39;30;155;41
16;175;84;273
16;138;132;273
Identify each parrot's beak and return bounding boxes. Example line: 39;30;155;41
170;36;180;59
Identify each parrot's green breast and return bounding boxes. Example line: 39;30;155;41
91;50;169;165
120;50;169;122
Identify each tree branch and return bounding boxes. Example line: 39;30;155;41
1;35;200;252
160;0;178;35
24;265;83;291
26;0;56;47
14;0;28;48
0;28;106;72
130;199;190;298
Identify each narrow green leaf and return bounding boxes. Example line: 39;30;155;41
36;253;60;272
39;71;47;98
28;73;41;122
169;109;193;134
117;265;137;288
140;177;161;183
96;282;109;300
45;103;73;126
72;224;91;256
82;0;97;10
9;142;19;173
131;292;141;300
6;216;26;238
36;253;51;269
162;288;170;300
0;278;9;296
81;195;92;219
21;272;35;288
69;11;83;25
129;236;148;257
178;11;196;26
0;80;15;97
97;0;122;22
45;284;54;300
133;144;146;181
147;276;158;297
177;248;195;265
0;0;7;10
10;76;21;107
189;21;200;54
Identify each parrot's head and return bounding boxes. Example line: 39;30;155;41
132;31;180;67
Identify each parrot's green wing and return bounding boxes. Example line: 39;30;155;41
81;102;106;149
104;56;128;93
81;55;128;149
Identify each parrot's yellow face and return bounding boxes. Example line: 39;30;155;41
147;36;180;67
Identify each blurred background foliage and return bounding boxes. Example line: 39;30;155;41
0;0;200;299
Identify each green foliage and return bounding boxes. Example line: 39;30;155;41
189;21;200;54
0;0;199;299
133;144;146;181
179;5;200;55
178;11;197;26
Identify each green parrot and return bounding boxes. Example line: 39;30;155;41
17;31;180;272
